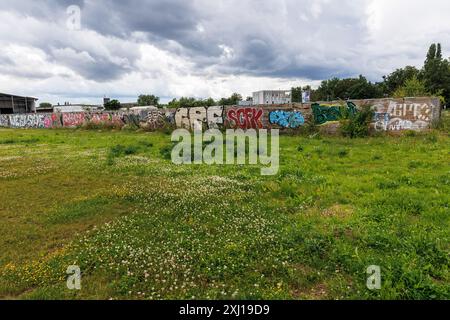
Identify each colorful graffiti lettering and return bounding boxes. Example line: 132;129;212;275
63;113;85;127
0;98;440;132
89;113;111;124
227;108;264;129
312;102;358;125
269;110;305;128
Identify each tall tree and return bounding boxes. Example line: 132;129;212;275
422;43;450;103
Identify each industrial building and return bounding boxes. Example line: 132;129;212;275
252;90;292;105
0;93;38;114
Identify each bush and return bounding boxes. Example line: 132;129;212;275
340;105;374;138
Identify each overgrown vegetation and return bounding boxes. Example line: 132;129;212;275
340;106;375;138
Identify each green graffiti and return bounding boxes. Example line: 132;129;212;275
312;102;358;125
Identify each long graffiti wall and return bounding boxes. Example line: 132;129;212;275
0;97;441;133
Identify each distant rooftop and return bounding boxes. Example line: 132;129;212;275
0;92;38;100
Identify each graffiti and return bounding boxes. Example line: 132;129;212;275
175;107;223;130
0;98;440;132
387;119;429;131
2;114;61;129
9;114;52;128
141;110;166;131
227;108;264;129
165;110;176;125
189;107;207;130
269;110;305;128
373;112;390;131
89;113;112;124
207;106;224;129
312;102;358;125
387;102;432;121
63;113;85;127
0;115;10;127
175;108;190;129
122;113;140;127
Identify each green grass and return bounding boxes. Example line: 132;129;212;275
0;113;449;300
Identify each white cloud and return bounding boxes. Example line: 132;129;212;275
0;0;449;104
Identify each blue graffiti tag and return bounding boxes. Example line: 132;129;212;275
269;110;305;128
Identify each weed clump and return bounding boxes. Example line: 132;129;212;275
340;105;374;138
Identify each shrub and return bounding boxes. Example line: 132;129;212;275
340;105;374;138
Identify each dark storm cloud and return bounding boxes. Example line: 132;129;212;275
0;0;373;82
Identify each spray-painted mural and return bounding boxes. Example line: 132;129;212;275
371;100;437;131
226;107;264;129
62;113;86;127
175;107;223;130
312;102;358;125
0;97;441;132
8;114;62;129
373;112;390;131
269;110;305;128
0;115;10;127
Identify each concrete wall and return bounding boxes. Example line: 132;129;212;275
0;97;441;133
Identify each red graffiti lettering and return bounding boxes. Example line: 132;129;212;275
227;108;263;129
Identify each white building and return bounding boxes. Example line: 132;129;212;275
252;90;292;105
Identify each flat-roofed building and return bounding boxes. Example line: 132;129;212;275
252;90;291;105
0;93;38;114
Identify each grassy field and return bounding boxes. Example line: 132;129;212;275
0;114;449;300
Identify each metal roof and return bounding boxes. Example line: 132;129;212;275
0;92;38;100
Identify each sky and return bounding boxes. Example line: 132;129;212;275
0;0;449;105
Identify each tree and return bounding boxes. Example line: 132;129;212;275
392;76;430;98
422;43;450;103
313;76;383;101
219;93;242;106
204;97;217;107
137;94;160;107
39;102;52;109
291;87;302;103
104;99;121;111
382;66;421;95
168;97;216;108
